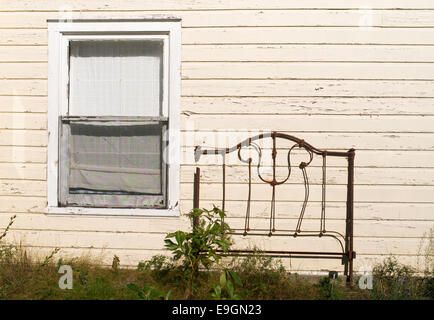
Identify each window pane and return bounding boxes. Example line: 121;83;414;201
69;122;162;194
59;119;166;208
69;40;163;117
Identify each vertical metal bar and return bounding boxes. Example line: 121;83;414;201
272;132;276;184
193;167;200;230
321;152;327;233
244;158;252;235
270;132;277;234
222;153;226;213
346;148;355;286
296;166;309;233
269;185;276;235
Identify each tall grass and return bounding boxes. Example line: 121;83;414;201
0;215;432;300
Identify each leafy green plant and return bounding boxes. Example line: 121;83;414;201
316;276;344;300
425;229;434;276
228;248;295;299
415;227;434;299
0;215;17;264
127;283;172;300
137;254;176;279
211;269;243;300
164;206;232;295
0;215;16;242
40;248;60;268
138;254;168;272
111;255;120;271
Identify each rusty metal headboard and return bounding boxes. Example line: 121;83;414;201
193;131;356;285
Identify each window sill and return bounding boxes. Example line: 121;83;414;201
46;206;180;218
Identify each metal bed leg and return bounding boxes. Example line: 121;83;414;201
346;149;355;286
193;167;200;230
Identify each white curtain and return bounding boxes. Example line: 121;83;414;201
68;121;162;195
69;40;163;116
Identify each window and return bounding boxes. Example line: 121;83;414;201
47;19;181;216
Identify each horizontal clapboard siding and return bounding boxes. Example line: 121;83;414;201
183;148;434;168
4;27;434;45
181;80;434;97
2;113;434;132
183;132;434;150
2;96;434;116
0;213;431;234
4;62;434;80
1;200;433;221
1;10;434;28
181;97;434;115
0;130;433;150
182;45;434;62
0;227;428;254
0;163;433;185
3;79;434;97
0;1;434;11
3;45;434;63
0;1;432;272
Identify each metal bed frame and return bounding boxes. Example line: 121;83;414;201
193;132;356;285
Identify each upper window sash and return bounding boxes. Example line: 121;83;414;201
63;34;169;117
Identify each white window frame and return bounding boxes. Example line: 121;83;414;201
47;19;181;217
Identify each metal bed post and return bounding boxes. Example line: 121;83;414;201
193;167;200;231
345;148;356;286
